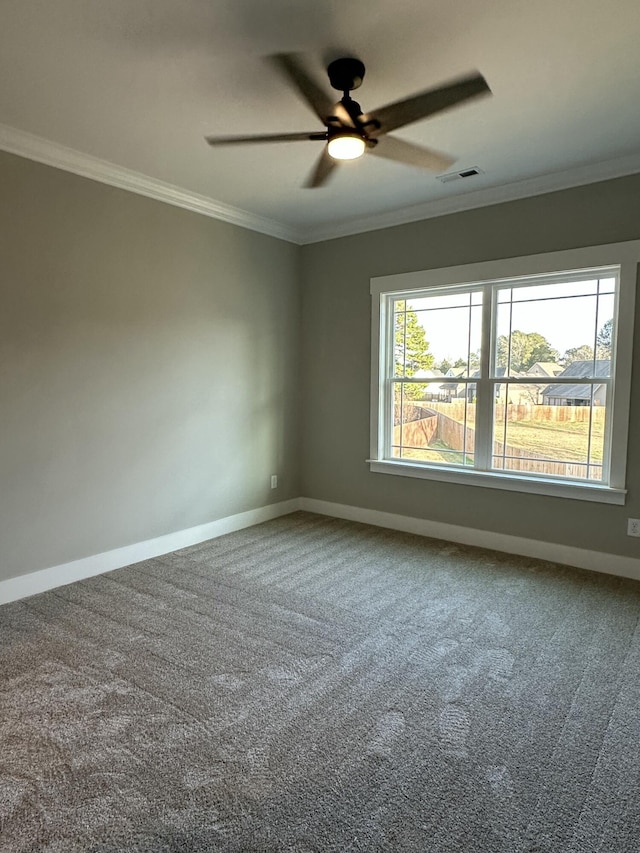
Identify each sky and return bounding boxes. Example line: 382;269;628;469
405;279;615;365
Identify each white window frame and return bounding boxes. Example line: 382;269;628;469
369;241;639;505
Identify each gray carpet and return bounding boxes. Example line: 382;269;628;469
1;512;640;852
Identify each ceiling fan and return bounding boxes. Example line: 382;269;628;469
205;55;491;188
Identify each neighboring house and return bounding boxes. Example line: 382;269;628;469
525;362;563;403
438;367;467;401
440;367;527;404
542;359;610;406
527;362;562;378
412;369;446;401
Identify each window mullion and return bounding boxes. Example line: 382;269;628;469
600;376;613;484
379;295;393;460
474;284;494;471
385;296;396;458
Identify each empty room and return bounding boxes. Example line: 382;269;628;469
1;1;640;851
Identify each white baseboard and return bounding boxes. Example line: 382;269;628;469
0;499;301;606
299;498;640;583
3;496;638;606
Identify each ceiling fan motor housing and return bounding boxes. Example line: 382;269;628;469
327;57;365;92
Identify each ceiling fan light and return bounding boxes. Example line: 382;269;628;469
327;134;366;160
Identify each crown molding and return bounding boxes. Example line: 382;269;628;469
3;121;640;248
298;151;640;244
0;122;299;244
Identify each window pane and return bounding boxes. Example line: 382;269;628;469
392;290;482;385
595;294;614;371
393;298;438;378
392;386;474;467
589;385;607;481
394;308;406;377
509;295;597;372
496;296;597;376
413;305;482;378
494;280;615;380
492;383;607;481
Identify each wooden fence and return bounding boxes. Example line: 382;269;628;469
394;411;438;448
419;401;605;425
394;404;602;480
436;413;476;455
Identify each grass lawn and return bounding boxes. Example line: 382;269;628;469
396;440;474;466
421;402;604;463
498;418;603;462
403;404;604;469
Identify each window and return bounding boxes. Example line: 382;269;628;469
370;242;639;504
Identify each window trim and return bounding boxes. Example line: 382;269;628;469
369;241;639;505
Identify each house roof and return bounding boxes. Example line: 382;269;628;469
542;359;610;400
528;362;562;376
440;366;520;396
413;369;445;379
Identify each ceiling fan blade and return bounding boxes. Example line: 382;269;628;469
368;136;455;172
271;53;334;124
206;131;326;146
304;148;337;188
368;72;491;136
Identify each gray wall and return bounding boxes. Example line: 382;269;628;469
0;151;301;581
300;175;640;558
3;148;640;586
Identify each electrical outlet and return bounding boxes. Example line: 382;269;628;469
270;475;278;489
628;518;640;537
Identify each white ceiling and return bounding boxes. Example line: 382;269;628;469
2;0;640;243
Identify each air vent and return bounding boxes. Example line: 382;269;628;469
437;167;484;183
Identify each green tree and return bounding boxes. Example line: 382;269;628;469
394;302;434;399
528;340;560;368
451;351;480;372
437;357;453;374
596;319;613;359
561;344;594;366
497;331;559;372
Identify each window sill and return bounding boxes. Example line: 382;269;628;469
368;459;626;505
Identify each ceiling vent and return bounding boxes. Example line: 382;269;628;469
437;166;484;183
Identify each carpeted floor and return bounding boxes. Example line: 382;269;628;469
1;511;639;852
